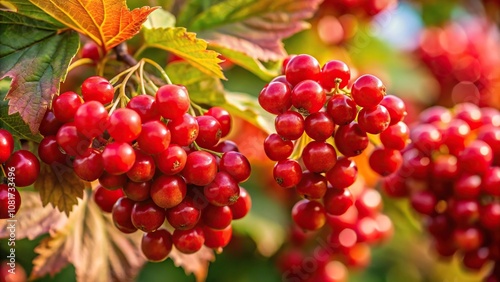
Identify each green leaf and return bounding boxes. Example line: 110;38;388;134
0;10;79;134
2;0;64;28
223;91;274;134
142;27;225;79
209;44;279;81
186;0;323;61
166;61;226;106
143;8;176;29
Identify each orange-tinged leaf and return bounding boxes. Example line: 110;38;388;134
28;0;157;51
31;192;146;282
34;163;87;215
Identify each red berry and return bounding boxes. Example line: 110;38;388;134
230;187;252;220
204;172;240;206
150;175;187;209
81;41;101;62
379;95;406;125
295;171;328;199
285;54;321;86
0;184;20;219
126;95;161;122
141;229;172;261
319;60;350;91
182;151;218;186
263;133;294;161
73;148;104;181
155;84;190;119
275;111;304;140
203;225;232;250
0;129;14;163
107;108;142;142
368;148;402;176
52;91;83;122
380;122;409;150
38;136;68;165
273;159;302;188
203;204;233;229
137;120;171;155
206;107;232;137
39;109;64;136
195;115;222;148
459;140;493;175
4;150;40;187
357;104;391;134
168;113;199;146
291;80;326;115
166;196;201;230
93;185;124;213
323;187;353;215
258;82;292;114
292;199;326;230
172;227;205;254
304;112;335;141
112;197;137;233
334;122;368;157
99;172;127;190
56;122;91;156
301;141;337;173
74;101;108;139
326;95;357;125
219;151;251;183
131;199;166;232
350;74;385;108
123;181;151;202
482;166;500;196
102;142;136;175
81;76;114;105
325;157;357;189
155;145;187;175
126;150;156;182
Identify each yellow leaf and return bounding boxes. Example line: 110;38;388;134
34;163;87;215
28;0;157;52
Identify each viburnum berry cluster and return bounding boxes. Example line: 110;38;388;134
383;103;500;281
37;75;252;261
259;53;408;229
279;180;393;282
0;129;40;219
259;53;407;280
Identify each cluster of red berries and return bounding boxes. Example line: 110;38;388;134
279;181;393;282
383;103;500;281
37;75;252;261
0;129;40;219
258;54;408;232
417;18;500;108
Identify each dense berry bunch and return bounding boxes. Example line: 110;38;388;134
417;18;500;108
37;75;252;261
259;54;408;229
0;129;40;219
279;180;393;282
383;103;500;281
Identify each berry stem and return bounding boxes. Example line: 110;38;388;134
67;58;94;73
192;141;223;158
114;42;138;66
142;58;172;85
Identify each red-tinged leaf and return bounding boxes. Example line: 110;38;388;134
0;192;68;240
31;192;146;282
34;163;87;216
0;10;79;133
170;246;215;282
28;0;157;52
188;0;323;61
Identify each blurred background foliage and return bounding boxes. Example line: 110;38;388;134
2;0;499;281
